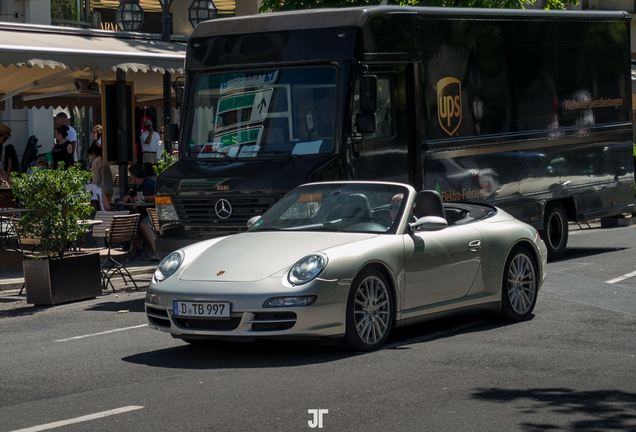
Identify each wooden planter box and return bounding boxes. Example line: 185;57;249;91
24;252;101;306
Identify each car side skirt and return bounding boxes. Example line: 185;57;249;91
395;299;500;328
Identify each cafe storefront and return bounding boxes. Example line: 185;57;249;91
0;21;186;164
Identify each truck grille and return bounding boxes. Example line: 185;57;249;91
172;193;284;233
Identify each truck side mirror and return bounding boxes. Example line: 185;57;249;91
359;75;378;112
172;79;185;109
356;113;377;133
165;123;179;142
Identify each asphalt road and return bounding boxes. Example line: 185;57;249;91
1;223;635;432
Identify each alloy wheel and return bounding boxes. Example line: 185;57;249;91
507;253;537;314
353;275;391;345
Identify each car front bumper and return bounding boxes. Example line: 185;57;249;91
145;278;349;340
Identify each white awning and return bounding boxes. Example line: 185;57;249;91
0;22;187;109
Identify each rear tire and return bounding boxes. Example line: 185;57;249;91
500;245;538;322
341;269;393;351
541;202;568;260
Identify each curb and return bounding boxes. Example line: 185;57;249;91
0;266;156;292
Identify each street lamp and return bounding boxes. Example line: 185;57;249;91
188;0;217;27
115;0;145;32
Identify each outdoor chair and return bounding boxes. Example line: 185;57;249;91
0;216;16;249
146;207;161;238
10;217;42;295
98;213;140;292
90;210;129;248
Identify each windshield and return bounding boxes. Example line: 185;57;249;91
250;183;409;234
185;67;337;159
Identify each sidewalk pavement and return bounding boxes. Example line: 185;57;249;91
0;249;158;292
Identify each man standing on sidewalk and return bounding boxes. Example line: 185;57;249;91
140;120;160;164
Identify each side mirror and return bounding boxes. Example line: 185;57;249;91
165;123;179;143
409;216;448;232
247;215;262;229
359;75;378;112
172;78;185;109
356;113;377;134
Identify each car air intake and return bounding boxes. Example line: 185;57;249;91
249;312;297;331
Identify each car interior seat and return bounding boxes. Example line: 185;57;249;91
340;194;372;222
413;190;446;220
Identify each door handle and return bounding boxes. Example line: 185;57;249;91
469;240;481;251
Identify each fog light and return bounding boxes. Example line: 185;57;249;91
263;296;317;308
146;292;160;304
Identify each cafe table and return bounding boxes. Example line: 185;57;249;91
0;208;37;217
108;201;156;209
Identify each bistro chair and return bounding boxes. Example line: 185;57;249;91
10;217;42;295
0;216;16;250
90;210;129;248
98;213;140;292
146;207;161;238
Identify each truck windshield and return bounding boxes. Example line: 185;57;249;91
185;67;337;159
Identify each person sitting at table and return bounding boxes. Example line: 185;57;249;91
88;144;114;200
143;162;157;179
27;157;48;174
86;183;110;212
123;163;158;262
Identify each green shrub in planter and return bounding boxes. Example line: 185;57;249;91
154;150;177;176
12;163;92;259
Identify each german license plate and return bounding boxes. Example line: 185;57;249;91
173;301;231;319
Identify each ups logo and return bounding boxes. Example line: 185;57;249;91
437;77;462;136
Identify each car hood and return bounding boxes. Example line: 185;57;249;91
178;231;377;282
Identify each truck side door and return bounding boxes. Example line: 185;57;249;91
348;65;413;184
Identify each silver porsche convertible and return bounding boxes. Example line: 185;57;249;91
146;181;547;351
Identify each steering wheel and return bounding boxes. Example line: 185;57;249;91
308;126;332;140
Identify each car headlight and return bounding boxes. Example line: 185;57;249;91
154;251;184;282
288;254;327;285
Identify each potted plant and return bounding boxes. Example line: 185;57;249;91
11;164;102;305
154;150;177;176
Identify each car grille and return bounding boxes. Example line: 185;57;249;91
248;312;297;331
172;193;284;234
174;317;242;331
147;307;171;328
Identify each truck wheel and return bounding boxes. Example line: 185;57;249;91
541;202;568;260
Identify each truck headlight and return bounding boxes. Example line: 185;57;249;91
157;204;178;221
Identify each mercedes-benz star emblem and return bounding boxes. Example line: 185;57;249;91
215;199;232;219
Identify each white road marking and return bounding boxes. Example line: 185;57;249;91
55;324;147;342
9;406;144;432
383;320;487;350
606;270;636;284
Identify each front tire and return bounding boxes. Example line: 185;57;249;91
541;202;568;260
341;269;393;351
500;246;538;322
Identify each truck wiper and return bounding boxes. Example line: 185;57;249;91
258;150;299;159
212;152;238;161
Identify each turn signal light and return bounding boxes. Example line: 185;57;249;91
156;196;173;205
